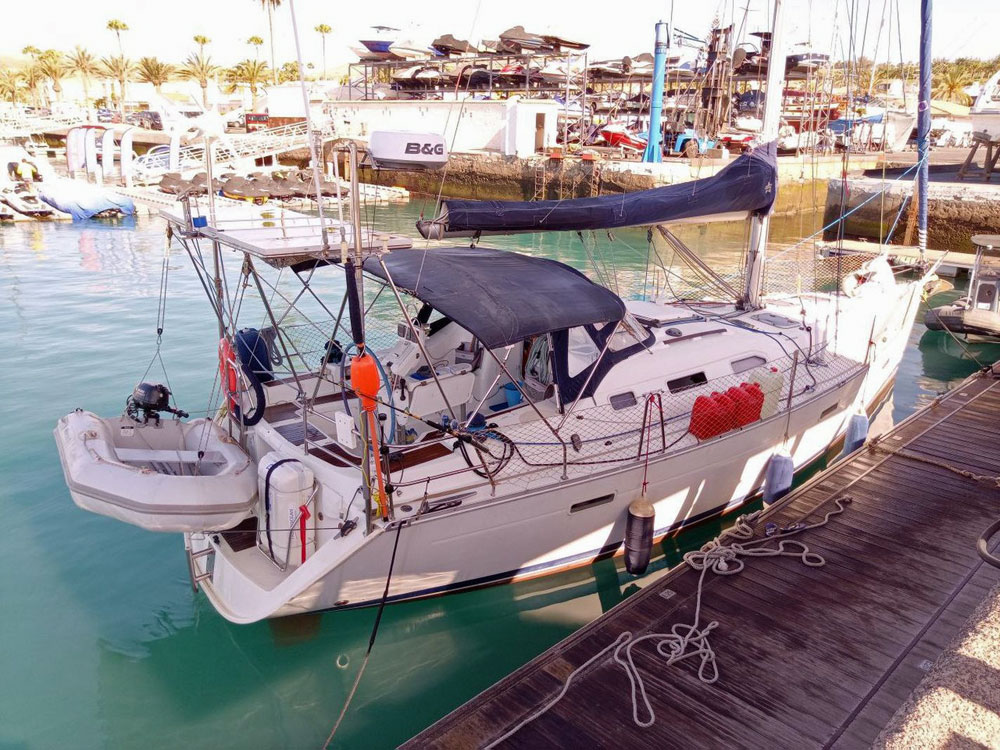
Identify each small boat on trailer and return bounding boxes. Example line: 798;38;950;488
925;234;1000;340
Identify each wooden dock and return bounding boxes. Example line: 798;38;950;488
820;238;976;276
404;371;1000;749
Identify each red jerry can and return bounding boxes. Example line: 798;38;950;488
740;382;765;422
727;385;758;427
689;394;724;439
711;391;739;432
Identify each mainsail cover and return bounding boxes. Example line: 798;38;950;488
417;141;777;239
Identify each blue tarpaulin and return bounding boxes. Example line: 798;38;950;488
38;180;136;221
417;141;777;238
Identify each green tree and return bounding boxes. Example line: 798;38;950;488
22;63;46;107
277;61;300;83
180;53;220;108
225;59;270;110
37;50;68;102
0;69;24;104
193;35;211;56
933;68;972;105
136;57;174;95
247;35;264;62
67;46;99;107
255;0;282;85
315;24;331;79
106;19;129;57
101;55;134;115
21;45;42;59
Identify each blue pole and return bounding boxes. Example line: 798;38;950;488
642;22;668;163
917;0;931;259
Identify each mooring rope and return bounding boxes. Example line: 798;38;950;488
868;437;1000;487
485;497;853;746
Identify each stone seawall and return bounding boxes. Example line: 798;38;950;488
351;151;876;216
823;177;1000;253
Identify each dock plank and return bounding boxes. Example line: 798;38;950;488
402;373;1000;749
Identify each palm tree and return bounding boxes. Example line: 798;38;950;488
255;0;282;85
0;69;24;104
67;46;99;107
315;24;331;79
225;59;270;110
21;45;42;60
21;63;46;108
247;36;264;62
193;35;211;56
136;57;174;95
101;55;134;115
180;53;219;108
107;19;129;56
36;50;68;102
933;69;972;105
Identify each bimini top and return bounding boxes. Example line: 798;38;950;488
417;141;777;239
363;246;625;349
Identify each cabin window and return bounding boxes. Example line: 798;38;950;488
567;326;600;377
731;355;767;374
667;372;707;393
609;392;637;410
570;494;615;513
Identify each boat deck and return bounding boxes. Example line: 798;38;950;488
403;370;1000;749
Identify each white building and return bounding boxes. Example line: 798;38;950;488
321;98;560;158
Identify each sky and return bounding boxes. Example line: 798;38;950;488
1;0;997;71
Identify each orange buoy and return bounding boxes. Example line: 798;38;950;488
350;352;380;412
350;352;390;519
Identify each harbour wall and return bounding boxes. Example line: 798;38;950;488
353;151;876;216
822;177;1000;253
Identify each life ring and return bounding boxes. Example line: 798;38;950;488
219;337;267;426
219;338;240;412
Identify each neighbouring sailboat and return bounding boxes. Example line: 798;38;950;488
54;2;935;623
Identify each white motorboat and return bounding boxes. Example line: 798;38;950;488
54;384;257;532
972;70;1000;140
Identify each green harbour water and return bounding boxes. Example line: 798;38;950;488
1;203;997;749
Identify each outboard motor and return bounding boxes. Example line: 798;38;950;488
126;382;188;425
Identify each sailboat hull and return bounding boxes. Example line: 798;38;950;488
192;278;922;623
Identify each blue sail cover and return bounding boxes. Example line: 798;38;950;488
417;141;777;238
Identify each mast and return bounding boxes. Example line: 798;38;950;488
740;0;785;310
917;0;931;261
642;21;669;163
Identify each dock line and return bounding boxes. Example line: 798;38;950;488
486;497;853;745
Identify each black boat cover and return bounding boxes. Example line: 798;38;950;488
363;246;625;349
417;141;777;238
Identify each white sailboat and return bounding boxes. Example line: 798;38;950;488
54;6;932;624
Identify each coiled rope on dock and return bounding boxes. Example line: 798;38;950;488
485;497;853;747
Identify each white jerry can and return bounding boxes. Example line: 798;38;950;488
755;366;785;419
257;452;316;567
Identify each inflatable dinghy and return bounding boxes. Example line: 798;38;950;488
924;302;1000;339
54;410;257;532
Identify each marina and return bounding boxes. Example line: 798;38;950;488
4;0;1000;748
